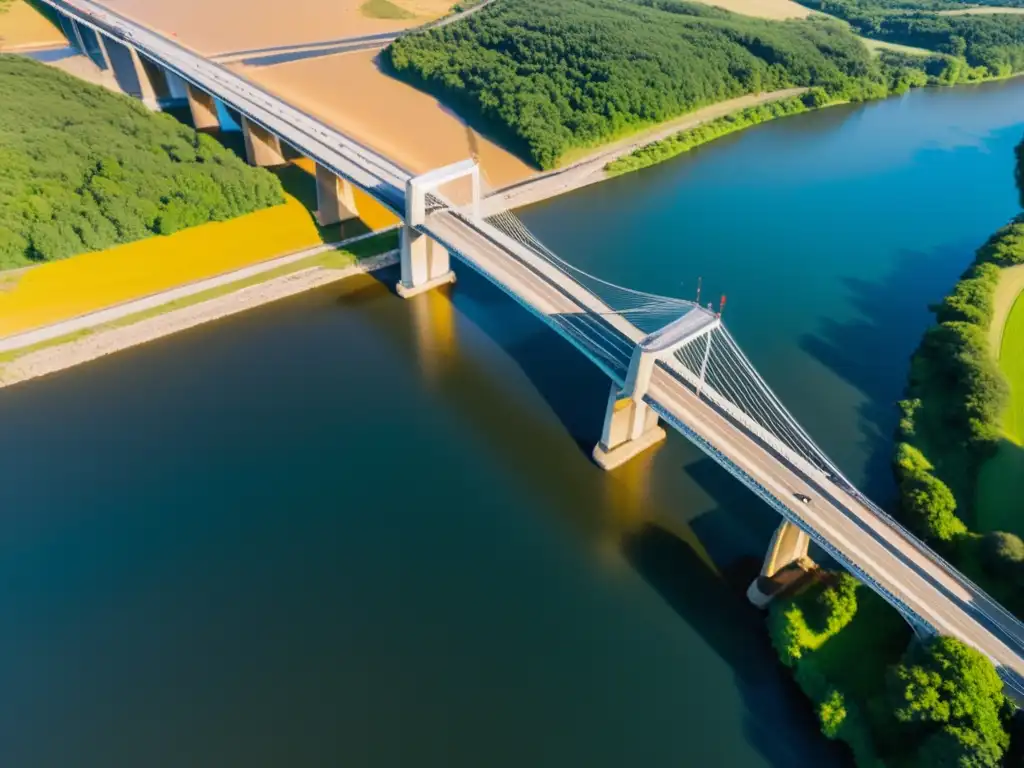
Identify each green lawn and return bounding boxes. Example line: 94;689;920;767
975;288;1024;536
360;0;414;19
1001;290;1024;445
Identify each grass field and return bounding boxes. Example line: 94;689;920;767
361;0;415;18
998;290;1024;445
975;282;1024;536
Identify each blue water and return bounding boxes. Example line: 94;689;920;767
0;79;1021;767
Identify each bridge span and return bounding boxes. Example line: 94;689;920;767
42;0;1024;694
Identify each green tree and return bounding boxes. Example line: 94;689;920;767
887;637;1010;768
899;471;965;544
0;56;285;268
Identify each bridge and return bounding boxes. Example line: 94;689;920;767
41;0;1024;695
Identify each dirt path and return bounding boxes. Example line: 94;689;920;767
991;263;1024;354
0;250;398;389
482;88;806;214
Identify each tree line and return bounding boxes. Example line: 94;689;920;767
800;0;1024;77
0;56;284;269
894;209;1024;598
385;0;885;169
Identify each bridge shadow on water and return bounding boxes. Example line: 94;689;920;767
799;244;976;504
349;263;848;766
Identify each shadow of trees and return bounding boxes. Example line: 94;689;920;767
800;243;977;503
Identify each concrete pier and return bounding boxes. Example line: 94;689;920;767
593;346;665;470
164;70;189;103
747;520;816;608
592;385;666;470
241;116;285;167
315;164;360;226
102;35;159;108
395;161;479;298
186;84;220;130
397;226;455;298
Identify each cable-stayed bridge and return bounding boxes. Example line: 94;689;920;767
42;0;1024;696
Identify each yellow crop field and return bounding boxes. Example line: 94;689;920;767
0;196;322;336
0;0;65;51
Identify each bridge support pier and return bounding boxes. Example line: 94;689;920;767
163;70;189;104
395;160;479;299
593;346;666;470
747;520;816;608
315;164;360;226
241;117;285;167
186;84;220;131
101;35;159;109
397;227;454;298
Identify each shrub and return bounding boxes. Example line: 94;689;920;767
899;471;966;544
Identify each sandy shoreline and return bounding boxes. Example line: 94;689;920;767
0;251;398;389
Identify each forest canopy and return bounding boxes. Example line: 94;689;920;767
0;55;284;269
799;0;1024;76
386;0;882;168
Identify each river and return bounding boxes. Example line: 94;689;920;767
0;79;1022;767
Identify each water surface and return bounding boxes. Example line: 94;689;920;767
1;79;1023;767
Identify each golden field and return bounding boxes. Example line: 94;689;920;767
0;0;65;51
0;195;323;337
100;0;452;55
236;51;537;189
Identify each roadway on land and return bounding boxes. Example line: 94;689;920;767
47;0;1024;690
481;89;807;215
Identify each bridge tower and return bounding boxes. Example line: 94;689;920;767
398;159;481;299
595;309;720;470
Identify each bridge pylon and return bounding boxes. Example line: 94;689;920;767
397;159;480;299
594;309;721;470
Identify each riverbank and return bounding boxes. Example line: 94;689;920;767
0;238;399;388
480;89;806;214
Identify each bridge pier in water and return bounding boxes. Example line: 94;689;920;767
315;165;360;227
241;117;285;167
593;346;666;470
747;520;816;608
397;160;480;299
